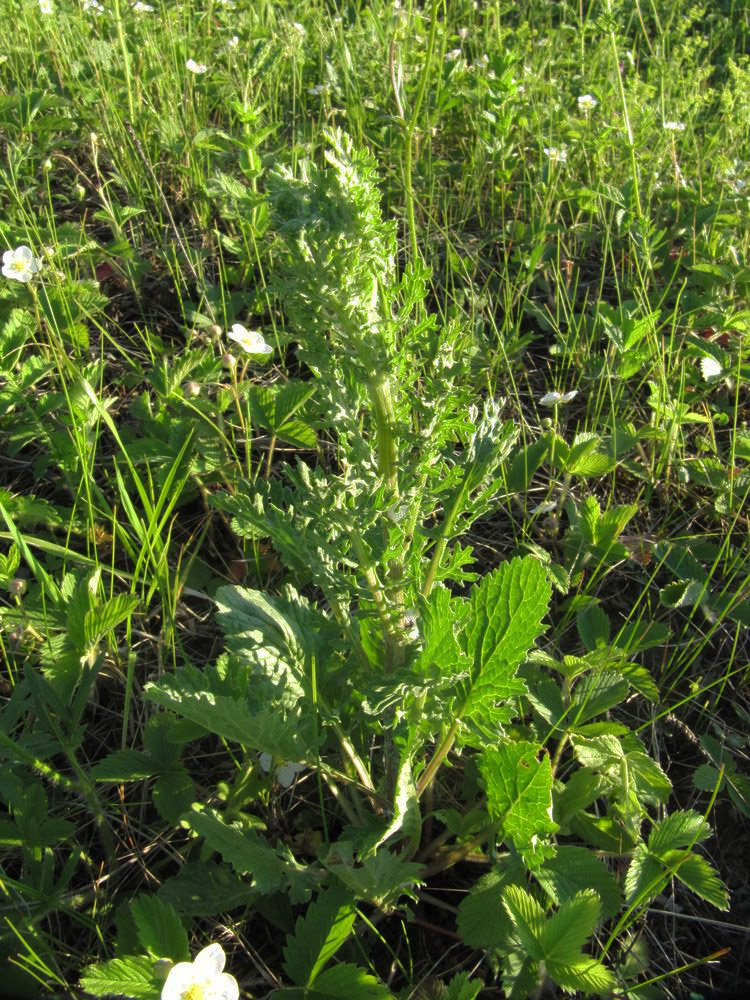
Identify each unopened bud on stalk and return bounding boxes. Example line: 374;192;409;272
183;380;201;398
8;579;26;596
222;352;236;369
8;626;23;645
210;323;223;338
74;182;86;201
42;158;53;173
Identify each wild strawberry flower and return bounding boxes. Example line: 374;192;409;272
38;0;53;12
259;753;305;788
577;94;597;111
539;390;577;406
2;246;42;283
186;59;209;74
700;356;723;381
227;35;239;49
132;2;154;11
544;145;568;164
83;0;104;12
663;121;686;132
161;943;238;1000
227;324;273;355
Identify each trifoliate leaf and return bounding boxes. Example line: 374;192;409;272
648;810;711;853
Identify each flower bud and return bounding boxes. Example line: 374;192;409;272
74;182;86;201
222;352;236;369
210;323;223;338
8;579;26;597
42;158;53;173
183;380;201;398
8;626;23;645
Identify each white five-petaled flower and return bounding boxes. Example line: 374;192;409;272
663;121;686;132
227;35;239;49
2;246;42;283
38;0;53;12
544;145;568;164
227;324;273;355
259;753;305;788
186;59;208;74
83;0;104;12
539;390;577;406
445;48;462;61
307;84;325;96
577;94;597;111
132;2;154;11
161;943;238;1000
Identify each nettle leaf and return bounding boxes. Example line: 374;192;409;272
535;846;622;918
480;742;558;860
130;895;189;962
283;886;357;986
91;749;156;781
79;956;160;999
461;557;551;729
415;586;469;677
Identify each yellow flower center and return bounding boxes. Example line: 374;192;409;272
182;985;206;1000
11;260;27;272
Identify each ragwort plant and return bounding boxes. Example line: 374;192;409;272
79;132;729;1000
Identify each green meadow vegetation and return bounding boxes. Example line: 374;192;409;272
2;0;750;997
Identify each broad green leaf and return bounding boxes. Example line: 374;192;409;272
570;671;629;726
153;767;195;824
283;886;357;986
506;437;549;494
79;956;160;999
536;846;621;918
415;586;469;677
501;886;545;961
85;593;139;644
145;676;311;760
130;895;189;962
576;604;610;651
462;557;550;725
480;741;558;857
541;890;600;963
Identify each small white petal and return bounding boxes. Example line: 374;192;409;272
275;763;298;787
701;356;723;380
193;943;226;977
206;974;240;1000
2;250;13;265
259;752;273;772
161;963;197;1000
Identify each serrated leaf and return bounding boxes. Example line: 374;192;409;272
275;963;393;1000
501;886;545;961
153;767;195;824
456;869;516;950
144;677;311;760
283;886;357;986
130;895;189;962
648;810;711;853
85;593;139;644
661;850;729;910
541;890;601;963
442;973;482;1000
91;750;156;781
79;956;160;999
462;557;550;725
624;844;665;905
159;862;257;917
570;671;629;726
576;604;610;651
186;809;312;899
327;850;422;908
536;846;621;918
480;741;558;857
546;957;616;995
